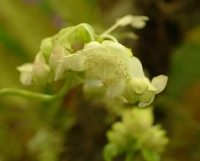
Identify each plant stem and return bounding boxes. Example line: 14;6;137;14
0;88;53;101
0;74;82;102
101;23;119;37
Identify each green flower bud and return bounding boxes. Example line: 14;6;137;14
139;125;169;153
40;37;54;60
103;143;120;161
122;108;153;137
112;122;127;135
107;130;127;148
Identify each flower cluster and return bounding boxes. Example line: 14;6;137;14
103;107;169;161
17;16;167;107
8;15;170;161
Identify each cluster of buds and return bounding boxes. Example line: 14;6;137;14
104;107;169;161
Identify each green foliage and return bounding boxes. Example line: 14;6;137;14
167;27;200;99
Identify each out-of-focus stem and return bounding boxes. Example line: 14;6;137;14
0;74;82;102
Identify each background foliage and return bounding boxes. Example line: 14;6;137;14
0;0;200;161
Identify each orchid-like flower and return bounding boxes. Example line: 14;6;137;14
17;15;167;107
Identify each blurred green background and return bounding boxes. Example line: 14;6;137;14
0;0;200;161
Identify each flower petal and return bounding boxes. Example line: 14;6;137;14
17;63;33;85
62;54;87;71
128;57;145;78
151;75;168;94
106;81;126;98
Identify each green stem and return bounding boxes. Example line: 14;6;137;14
101;23;119;37
0;88;53;101
0;74;82;102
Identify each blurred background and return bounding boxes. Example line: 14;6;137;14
0;0;200;161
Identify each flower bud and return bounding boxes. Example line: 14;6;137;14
139;125;169;153
40;37;53;59
17;63;34;85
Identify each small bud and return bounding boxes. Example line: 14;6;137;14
40;37;53;59
139;125;169;153
17;63;34;85
122;108;154;137
107;130;127;148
